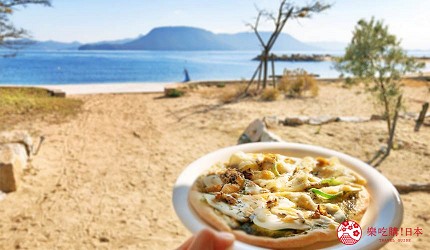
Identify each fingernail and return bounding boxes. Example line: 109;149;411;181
219;232;235;241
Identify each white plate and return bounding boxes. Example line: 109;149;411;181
172;142;403;250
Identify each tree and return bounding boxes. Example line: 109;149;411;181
245;0;330;93
335;17;425;167
0;0;51;57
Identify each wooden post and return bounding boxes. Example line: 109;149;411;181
372;95;402;168
415;102;429;132
257;59;263;90
271;57;276;88
244;61;262;95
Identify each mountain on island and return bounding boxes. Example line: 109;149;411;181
23;26;350;51
78;26;320;51
17;38;135;51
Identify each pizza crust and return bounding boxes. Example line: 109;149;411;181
189;187;370;249
189;190;232;232
233;227;337;249
189;190;339;248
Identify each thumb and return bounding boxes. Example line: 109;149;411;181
213;231;235;250
188;228;235;250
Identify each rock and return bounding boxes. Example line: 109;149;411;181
400;112;418;120
283;116;309;126
0;131;33;193
0;131;33;157
308;116;338;125
260;130;283;142
238;119;266;144
263;116;279;128
48;88;66;97
0;143;28;193
370;114;385;121
392;140;405;150
237;133;252;144
238;119;284;144
338;116;370;123
0;190;6;201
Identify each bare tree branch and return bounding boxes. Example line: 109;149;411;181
246;11;266;48
246;1;330;91
2;0;50;7
0;0;51;56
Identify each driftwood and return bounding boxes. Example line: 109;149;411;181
281;116;370;126
393;183;430;194
279;111;430;127
414;102;429;132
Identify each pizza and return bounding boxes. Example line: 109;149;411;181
189;151;369;249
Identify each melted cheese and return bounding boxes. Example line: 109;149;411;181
319;184;362;194
253;208;311;230
243;179;268;195
198;151;367;234
203;175;223;188
282;192;318;211
229;152;258;171
203;194;267;222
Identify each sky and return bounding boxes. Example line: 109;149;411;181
10;0;430;49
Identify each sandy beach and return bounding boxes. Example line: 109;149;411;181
0;82;429;249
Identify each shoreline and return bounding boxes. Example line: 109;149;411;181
1;73;429;96
0;82;169;95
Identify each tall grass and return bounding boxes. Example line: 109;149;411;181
0;87;82;130
278;69;319;97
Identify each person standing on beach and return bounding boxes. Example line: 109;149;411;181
183;68;191;82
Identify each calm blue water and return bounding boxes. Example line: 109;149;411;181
0;50;428;85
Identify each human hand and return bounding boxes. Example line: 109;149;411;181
177;228;235;250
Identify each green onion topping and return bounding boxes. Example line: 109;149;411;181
310;188;342;199
321;178;343;186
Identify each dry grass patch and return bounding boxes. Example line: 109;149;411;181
260;88;280;101
279;69;319;97
0;87;82;130
219;85;243;103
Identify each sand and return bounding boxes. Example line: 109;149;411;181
0;83;429;249
0;82;168;95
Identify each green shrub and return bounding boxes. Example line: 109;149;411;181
166;89;184;98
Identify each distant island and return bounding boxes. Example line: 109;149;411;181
19;26;349;52
253;53;334;62
252;53;430;63
78;26;320;51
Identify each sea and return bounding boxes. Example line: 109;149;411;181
0;50;429;85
